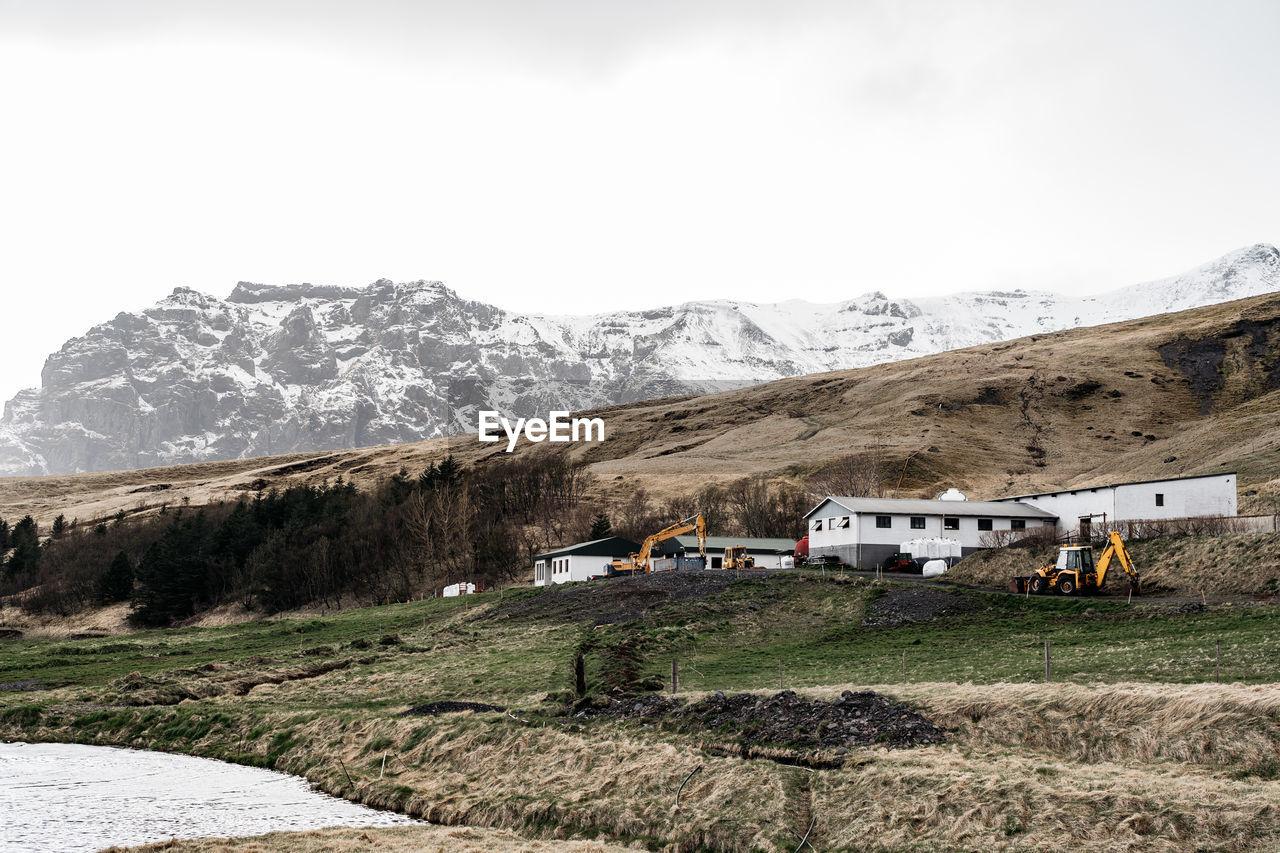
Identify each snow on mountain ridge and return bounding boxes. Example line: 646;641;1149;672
0;244;1276;476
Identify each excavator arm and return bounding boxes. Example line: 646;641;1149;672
625;514;707;572
1094;531;1140;591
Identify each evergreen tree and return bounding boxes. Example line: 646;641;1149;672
51;514;67;538
131;511;213;626
437;455;462;486
588;512;613;539
98;550;134;603
4;516;40;577
0;518;9;551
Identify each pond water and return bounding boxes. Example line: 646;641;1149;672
0;741;418;852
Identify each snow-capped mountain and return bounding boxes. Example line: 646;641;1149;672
1;244;1277;477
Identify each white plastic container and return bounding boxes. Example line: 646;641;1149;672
921;559;948;578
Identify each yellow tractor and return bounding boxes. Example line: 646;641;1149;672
1024;530;1140;596
723;545;755;570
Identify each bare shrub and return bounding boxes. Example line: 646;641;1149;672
805;451;885;501
979;525;1060;549
1102;515;1241;543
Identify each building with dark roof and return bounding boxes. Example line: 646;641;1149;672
533;536;642;585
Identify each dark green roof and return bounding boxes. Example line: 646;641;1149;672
535;536;641;561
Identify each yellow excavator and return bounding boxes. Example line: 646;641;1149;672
1025;530;1140;596
723;545;755;570
609;514;708;575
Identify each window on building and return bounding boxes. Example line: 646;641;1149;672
944;517;959;530
978;518;993;531
910;516;926;529
1155;493;1164;507
876;515;892;528
1011;519;1026;530
812;519;823;531
838;516;850;529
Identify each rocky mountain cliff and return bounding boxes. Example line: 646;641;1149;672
2;244;1277;477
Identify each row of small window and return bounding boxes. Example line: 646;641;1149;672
536;559;570;580
813;516;1027;531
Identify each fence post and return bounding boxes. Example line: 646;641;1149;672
1044;639;1051;683
1216;640;1221;683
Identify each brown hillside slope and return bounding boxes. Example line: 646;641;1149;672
3;291;1279;525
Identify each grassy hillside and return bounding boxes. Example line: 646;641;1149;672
7;573;1280;851
948;530;1280;597
3;291;1280;530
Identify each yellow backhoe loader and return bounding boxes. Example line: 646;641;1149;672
723;545;755;570
608;514;708;575
1021;530;1140;596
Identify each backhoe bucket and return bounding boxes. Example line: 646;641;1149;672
1009;576;1032;593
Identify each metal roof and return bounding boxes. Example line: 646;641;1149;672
994;471;1237;501
805;496;1056;520
662;535;797;553
535;536;642;561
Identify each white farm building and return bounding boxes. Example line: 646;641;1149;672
533;536;641;585
805;496;1056;569
655;535;797;570
993;472;1238;538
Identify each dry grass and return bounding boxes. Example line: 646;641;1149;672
812;744;1279;852
12;611;1280;852
884;680;1280;776
948;531;1280;596
0;601;132;638
3;292;1279;529
109;825;642;852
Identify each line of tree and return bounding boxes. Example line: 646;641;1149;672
2;448;866;626
2;452;598;626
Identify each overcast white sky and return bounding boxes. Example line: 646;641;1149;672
1;0;1278;404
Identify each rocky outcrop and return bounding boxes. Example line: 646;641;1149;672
1;245;1277;476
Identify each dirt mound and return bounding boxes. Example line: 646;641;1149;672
0;680;43;691
862;587;980;627
582;689;944;755
403;700;506;716
489;571;738;625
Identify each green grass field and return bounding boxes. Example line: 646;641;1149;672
7;575;1280;851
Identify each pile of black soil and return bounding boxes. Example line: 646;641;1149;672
488;571;739;625
579;689;945;753
0;680;45;692
862;587;980;627
402;700;506;716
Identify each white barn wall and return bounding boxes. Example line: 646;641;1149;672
1113;474;1236;520
806;499;858;553
535;553;617;585
1001;490;1116;535
806;496;1055;568
999;474;1237;537
858;513;1053;552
